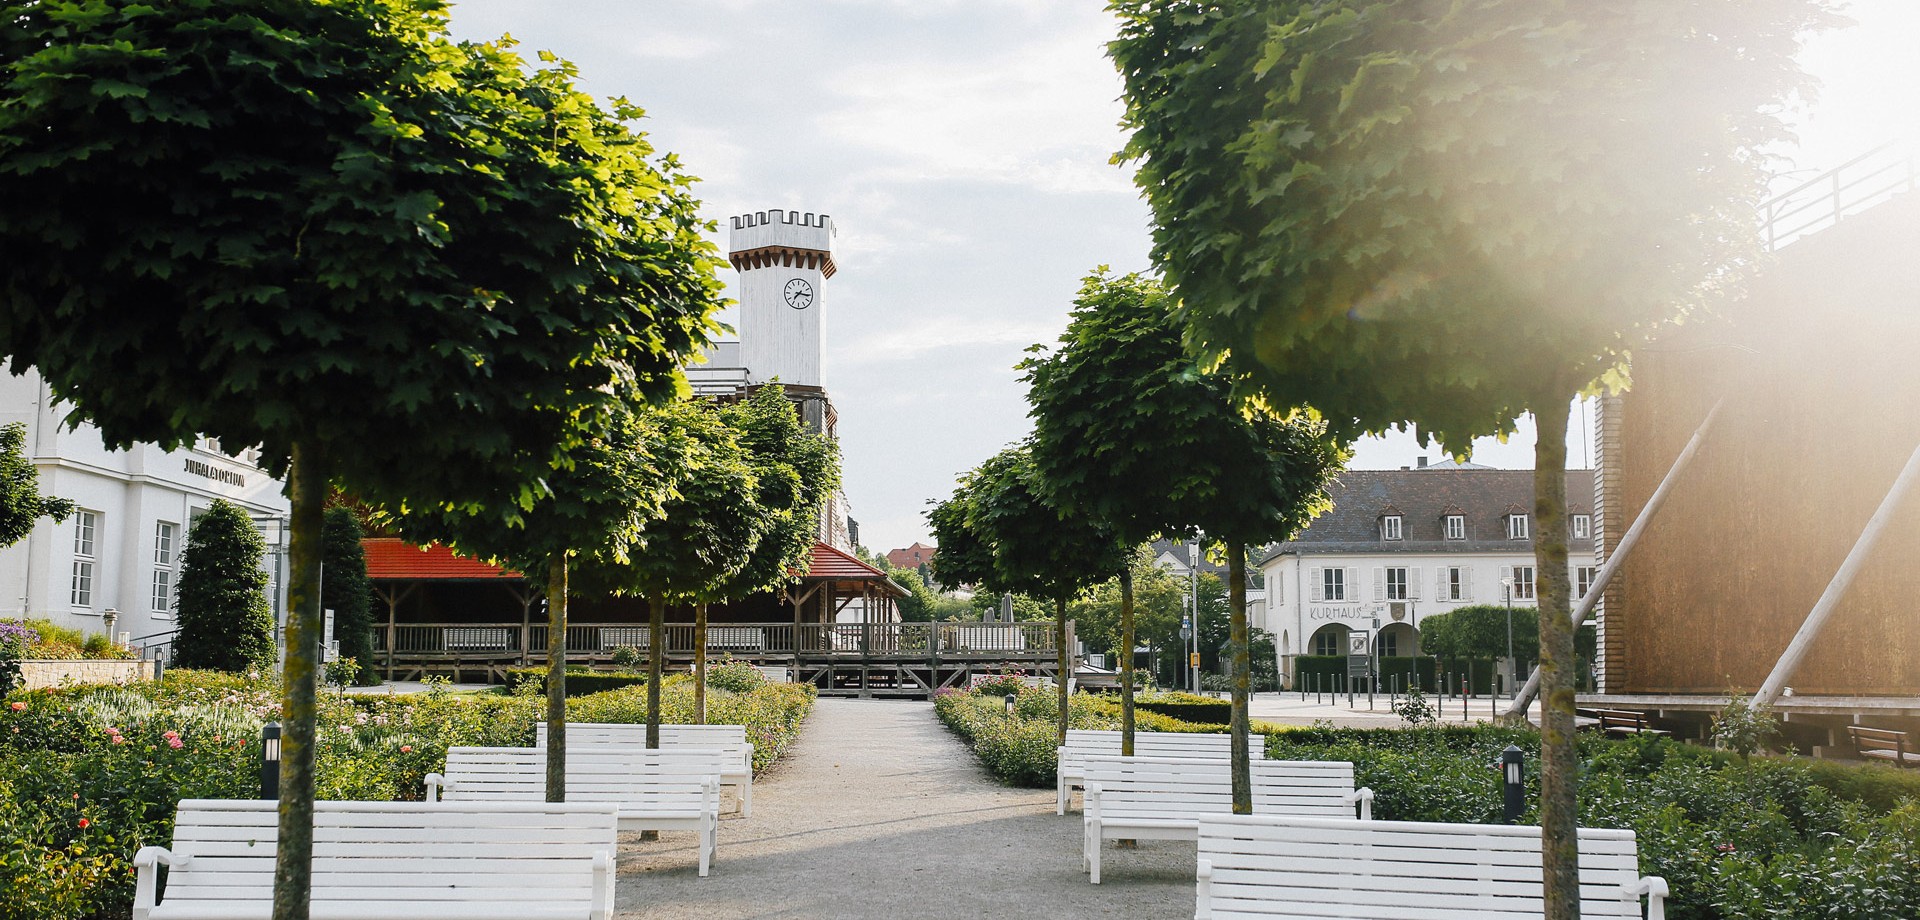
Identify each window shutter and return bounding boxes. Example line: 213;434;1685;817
1463;568;1474;602
1346;567;1360;602
1372;567;1386;601
1310;568;1322;602
1436;568;1449;602
1409;567;1422;600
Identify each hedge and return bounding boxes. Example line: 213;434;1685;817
1293;655;1447;692
1135;698;1230;725
504;666;648;697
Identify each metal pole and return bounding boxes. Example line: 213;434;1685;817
1505;398;1727;721
1188;540;1200;694
1756;438;1920;707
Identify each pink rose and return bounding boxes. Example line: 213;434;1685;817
400;745;413;753
167;737;183;750
8;701;23;711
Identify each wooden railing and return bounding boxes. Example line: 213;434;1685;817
373;621;1059;661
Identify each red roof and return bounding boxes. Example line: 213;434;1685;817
884;541;936;569
362;538;519;581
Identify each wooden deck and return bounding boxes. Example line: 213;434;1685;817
373;621;1071;698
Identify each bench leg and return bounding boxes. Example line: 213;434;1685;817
1058;777;1068;816
1085;823;1100;884
743;778;752;818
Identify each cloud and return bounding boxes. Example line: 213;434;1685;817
837;314;1061;363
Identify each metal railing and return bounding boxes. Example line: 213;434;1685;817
1763;142;1916;251
370;621;1058;661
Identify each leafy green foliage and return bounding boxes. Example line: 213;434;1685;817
1419;605;1539;662
931;442;1128;603
703;658;767;694
171;501;275;673
1711;693;1782;760
1068;548;1187;656
710;385;840;604
320;509;376;685
0;423;72;547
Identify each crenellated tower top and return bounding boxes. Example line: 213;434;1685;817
729;209;836;278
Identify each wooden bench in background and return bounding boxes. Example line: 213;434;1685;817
1194;813;1669;919
597;626;651;651
134;798;618;920
1849;726;1918;768
1591;708;1668;738
443;626;512;653
1056;729;1266;815
427;746;723;877
1082;755;1371;884
537;722;757;816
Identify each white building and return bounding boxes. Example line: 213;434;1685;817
0;370;288;648
1150;539;1268;633
1261;463;1597;685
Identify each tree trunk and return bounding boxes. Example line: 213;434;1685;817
647;596;665;749
694;602;708;725
1534;398;1581;920
1055;595;1070;747
272;439;327;920
1228;544;1251;815
1119;565;1136;756
545;556;568;802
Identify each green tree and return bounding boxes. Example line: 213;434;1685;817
173;500;276;673
1022;271;1345;810
1109;2;1832;910
1070;548;1187;674
0;3;725;912
885;567;943;623
1418;605;1539;664
703;385;838;722
929;443;1128;744
319;508;375;685
0;422;73;546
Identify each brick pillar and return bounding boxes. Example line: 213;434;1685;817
1592;394;1627;693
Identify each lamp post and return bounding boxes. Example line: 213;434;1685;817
259;722;282;800
1501;575;1515;694
101;608;117;648
1187;540;1200;694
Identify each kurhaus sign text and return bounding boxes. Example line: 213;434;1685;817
184;458;245;487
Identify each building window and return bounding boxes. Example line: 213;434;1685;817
1576;565;1598;599
1445;566;1469;602
71;511;97;608
1512;565;1536;601
1379;630;1399;657
1323;567;1345;602
1508;514;1530;540
1385;567;1408;600
153;521;178;613
1380;515;1403;541
1311;627;1346;656
1444;515;1465;540
1572;514;1591;539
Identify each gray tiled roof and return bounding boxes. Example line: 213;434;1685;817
1260;468;1595;563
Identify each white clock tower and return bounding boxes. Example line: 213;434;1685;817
728;208;835;389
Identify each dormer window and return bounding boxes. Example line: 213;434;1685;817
1444;514;1465;540
1572;514;1591;539
1381;514;1403;541
1507;513;1530;540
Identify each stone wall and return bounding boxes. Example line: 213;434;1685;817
20;658;158;690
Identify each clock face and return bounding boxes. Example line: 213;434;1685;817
783;278;814;310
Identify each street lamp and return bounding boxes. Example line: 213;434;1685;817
1500;575;1515;693
1187;540;1200;693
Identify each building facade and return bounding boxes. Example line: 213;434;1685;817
0;370;288;647
1261;465;1596;686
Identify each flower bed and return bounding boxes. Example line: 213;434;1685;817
0;668;815;918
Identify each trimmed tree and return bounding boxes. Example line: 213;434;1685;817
319;508;375;684
699;385;839;721
0;3;725;914
1022;271;1343;809
173;500;276;673
1109;0;1832;910
0;422;74;545
930;442;1128;745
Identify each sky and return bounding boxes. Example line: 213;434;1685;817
445;1;1920;554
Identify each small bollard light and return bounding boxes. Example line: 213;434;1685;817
1500;744;1525;824
260;722;282;800
1004;693;1017;716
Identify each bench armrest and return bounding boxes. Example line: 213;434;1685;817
424;773;447;802
744;743;755;772
1628;875;1669;920
133;847;186;920
1083;782;1103;823
589;851;614;920
1195;858;1214;920
1344;787;1376;820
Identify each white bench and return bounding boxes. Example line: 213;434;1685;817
537;722;756;816
427;746;723;877
708;626;765;651
1195;814;1669;919
1057;729;1266;815
597;626;651;651
133;798;618;920
1083;755;1372;884
444;626;512;652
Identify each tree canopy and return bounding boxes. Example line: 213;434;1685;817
710;385;840;605
0;422;73;546
172;500;276;673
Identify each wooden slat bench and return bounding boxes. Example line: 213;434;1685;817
1082;755;1372;884
708;626;765;651
1194;814;1669;920
1057;729;1266;815
1591;708;1668;738
597;626;651;651
427;746;723;877
133;798;619;920
1849;726;1918;768
537;722;756;816
444;626;513;652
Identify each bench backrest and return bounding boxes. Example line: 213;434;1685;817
163;798;616;915
444;626;512;650
440;746;724;810
1061;730;1265;770
1595;709;1649;728
708;626;764;647
1084;756;1359;818
1197;814;1647;918
597;626;651;650
1849;726;1909;753
535;723;751;764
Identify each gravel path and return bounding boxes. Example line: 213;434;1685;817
613;698;1192;919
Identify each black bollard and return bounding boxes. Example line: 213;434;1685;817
259;722;282;800
1500;745;1525;824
